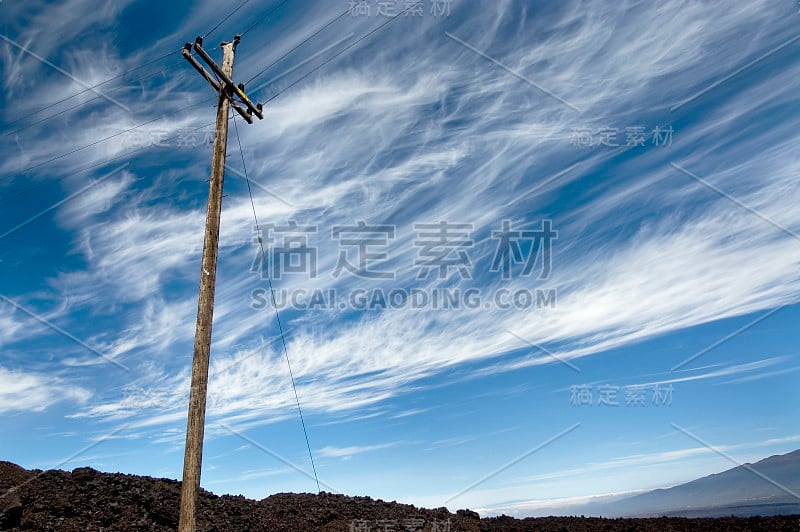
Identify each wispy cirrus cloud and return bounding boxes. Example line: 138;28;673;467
0;366;91;414
1;6;797;515
33;0;795;440
317;442;400;459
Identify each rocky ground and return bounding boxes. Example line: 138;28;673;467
1;461;797;531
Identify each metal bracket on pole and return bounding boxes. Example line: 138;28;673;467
182;43;221;92
182;37;263;124
193;36;264;120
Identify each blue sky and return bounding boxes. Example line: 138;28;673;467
1;0;799;517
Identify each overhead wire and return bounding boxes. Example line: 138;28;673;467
241;0;291;37
4;66;185;138
4;2;417;487
243;7;350;86
13;97;217;176
2;49;181;130
3;1;276;176
3;0;253;133
9;3;413;177
252;32;355;93
261;3;416;104
204;0;251;39
221;5;413;489
0;118;218;213
222;6;415;486
231;113;321;494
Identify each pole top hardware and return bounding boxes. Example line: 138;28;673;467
183;35;263;123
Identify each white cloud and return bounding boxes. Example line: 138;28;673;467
0;366;91;414
57;170;135;228
0;306;24;348
317;443;399;459
4;0;797;444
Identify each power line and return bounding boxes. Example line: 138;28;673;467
232;113;321;494
12;4;411;177
204;0;250;39
244;7;350;86
4;67;185;138
15;98;215;175
0;118;217;210
241;0;292;37
10;45;231;175
2;49;180;130
262;3;415;104
252;32;354;93
3;1;257;130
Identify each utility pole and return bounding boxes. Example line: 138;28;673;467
178;35;263;532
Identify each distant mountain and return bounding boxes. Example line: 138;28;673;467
581;449;800;518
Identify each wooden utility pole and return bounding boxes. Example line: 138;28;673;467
178;35;262;532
